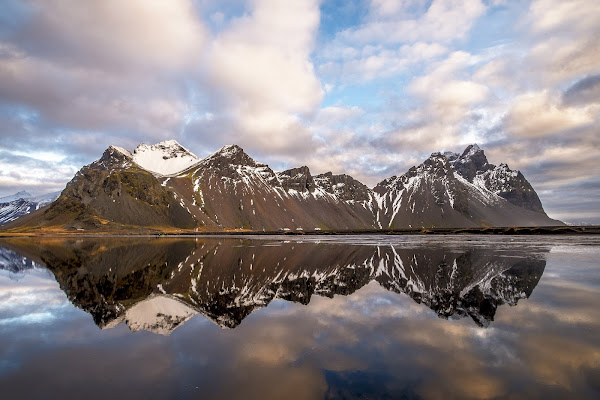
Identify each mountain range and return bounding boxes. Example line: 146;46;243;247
0;191;60;226
2;140;562;232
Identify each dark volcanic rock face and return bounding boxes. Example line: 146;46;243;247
476;165;544;213
448;144;545;213
374;153;477;228
196;144;262;173
1;238;548;333
278;166;315;192
313;172;372;202
449;144;493;182
94;146;133;171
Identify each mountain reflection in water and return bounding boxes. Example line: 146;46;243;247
1;237;546;335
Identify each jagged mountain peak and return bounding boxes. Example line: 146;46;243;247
202;144;262;168
374;153;454;194
280;165;312;176
442;151;460;162
450;144;491;182
414;152;454;177
216;144;244;156
95;146;134;170
462;143;481;156
107;145;133;158
0;190;61;225
13;190;31;198
277;166;314;192
314;172;372;202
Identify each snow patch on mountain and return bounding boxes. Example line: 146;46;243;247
133;140;199;176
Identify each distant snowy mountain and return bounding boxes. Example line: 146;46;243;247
2;141;562;231
0;191;32;203
0;191;60;226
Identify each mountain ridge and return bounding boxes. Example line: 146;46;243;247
2;140;563;232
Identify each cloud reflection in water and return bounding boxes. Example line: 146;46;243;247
0;236;598;399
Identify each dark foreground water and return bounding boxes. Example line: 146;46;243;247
0;235;599;399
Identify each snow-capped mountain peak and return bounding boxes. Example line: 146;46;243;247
132;140;199;176
109;145;132;158
0;190;60;226
0;191;32;203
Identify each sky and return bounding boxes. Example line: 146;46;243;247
0;0;598;224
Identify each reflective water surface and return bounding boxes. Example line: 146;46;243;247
0;235;599;399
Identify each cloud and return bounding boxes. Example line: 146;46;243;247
524;0;600;86
316;0;483;85
6;0;206;74
338;0;486;45
528;0;600;36
0;151;78;195
506;91;594;138
472;58;520;94
563;74;600;106
0;0;326;194
184;0;324;157
0;268;71;325
0;0;208;159
207;0;322;114
319;41;449;84
378;51;491;152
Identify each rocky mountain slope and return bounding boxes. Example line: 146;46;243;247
373;147;559;228
2;140;562;232
0;191;60;226
0;237;547;333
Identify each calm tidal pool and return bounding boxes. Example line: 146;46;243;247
0;235;599;399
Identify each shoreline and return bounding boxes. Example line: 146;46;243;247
1;225;598;238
